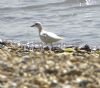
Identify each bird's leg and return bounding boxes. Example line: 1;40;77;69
51;43;53;48
45;43;48;48
40;42;44;52
50;43;53;51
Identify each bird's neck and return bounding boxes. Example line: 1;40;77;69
38;26;43;34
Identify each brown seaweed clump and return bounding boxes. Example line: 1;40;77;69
0;41;100;88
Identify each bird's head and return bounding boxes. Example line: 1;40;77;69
30;22;42;30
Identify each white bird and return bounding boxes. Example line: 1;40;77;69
30;22;63;45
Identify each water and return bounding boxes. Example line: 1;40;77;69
0;0;100;46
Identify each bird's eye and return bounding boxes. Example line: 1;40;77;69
35;23;38;25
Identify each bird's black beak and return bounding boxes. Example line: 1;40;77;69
30;24;35;27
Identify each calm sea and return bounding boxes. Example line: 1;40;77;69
0;0;100;46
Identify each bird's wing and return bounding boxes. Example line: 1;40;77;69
40;32;47;37
40;31;63;44
46;31;63;39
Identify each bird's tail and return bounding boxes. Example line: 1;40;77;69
59;36;63;40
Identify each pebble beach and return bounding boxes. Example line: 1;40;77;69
0;0;100;88
0;41;100;88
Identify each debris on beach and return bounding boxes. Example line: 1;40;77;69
0;40;100;88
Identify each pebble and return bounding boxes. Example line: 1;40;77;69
0;41;99;88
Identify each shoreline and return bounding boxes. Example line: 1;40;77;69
0;41;100;88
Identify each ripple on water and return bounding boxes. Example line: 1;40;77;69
0;0;100;46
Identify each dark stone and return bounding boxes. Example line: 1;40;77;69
51;47;64;53
80;44;91;52
66;69;82;76
45;68;58;74
78;80;90;88
0;41;6;48
0;41;6;45
43;46;50;51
